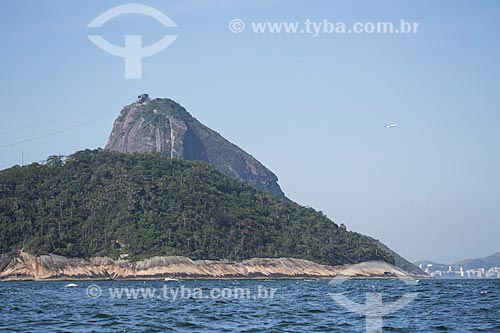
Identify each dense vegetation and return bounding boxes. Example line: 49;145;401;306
0;150;396;266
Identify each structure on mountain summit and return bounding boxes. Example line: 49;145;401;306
137;94;150;103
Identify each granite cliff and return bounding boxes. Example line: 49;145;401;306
0;251;419;281
105;98;284;197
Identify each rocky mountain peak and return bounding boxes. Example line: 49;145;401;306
105;97;285;197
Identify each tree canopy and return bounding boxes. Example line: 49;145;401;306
0;149;395;266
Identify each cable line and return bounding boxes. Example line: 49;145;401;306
0;110;119;149
0;97;134;136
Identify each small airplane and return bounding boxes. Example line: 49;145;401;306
385;124;398;128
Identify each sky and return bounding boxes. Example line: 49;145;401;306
0;0;499;264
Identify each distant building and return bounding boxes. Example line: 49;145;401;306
137;93;150;102
429;266;500;279
486;267;500;278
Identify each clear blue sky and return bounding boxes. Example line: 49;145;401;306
1;0;499;264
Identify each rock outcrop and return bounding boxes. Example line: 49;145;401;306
0;252;419;281
105;98;285;197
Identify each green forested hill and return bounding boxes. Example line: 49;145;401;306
0;149;396;266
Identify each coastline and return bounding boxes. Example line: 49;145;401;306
0;251;426;281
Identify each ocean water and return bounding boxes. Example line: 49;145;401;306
0;279;499;332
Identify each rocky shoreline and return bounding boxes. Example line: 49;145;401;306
0;251;423;281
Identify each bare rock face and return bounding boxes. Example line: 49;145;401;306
0;252;418;280
106;98;285;197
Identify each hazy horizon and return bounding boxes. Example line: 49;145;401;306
1;0;499;264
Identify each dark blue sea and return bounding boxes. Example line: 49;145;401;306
0;279;499;332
